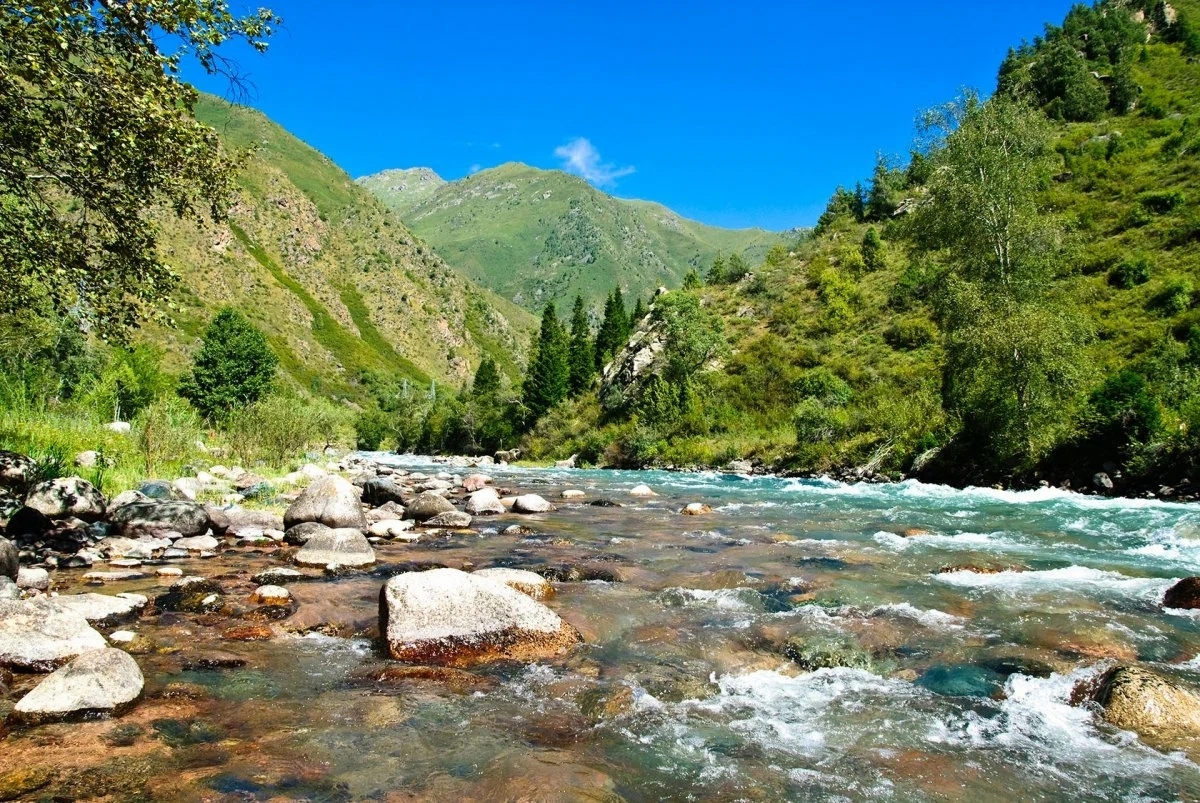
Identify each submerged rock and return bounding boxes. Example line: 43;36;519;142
1088;665;1200;747
0;598;107;670
24;476;106;521
629;484;657;497
461;473;493;492
12;647;143;722
252;567;305;585
283;475;367;531
681;503;712;516
379;568;581;667
294;528;375;569
425;511;473;529
1163;577;1200;609
403;491;456;522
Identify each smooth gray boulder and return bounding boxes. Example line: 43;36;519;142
362;477;407;506
284;521;331;546
380;568;580;668
425;511;473;528
294;527;375;569
283;476;367;531
108;489;151;510
95;535;174;559
0;536;17;580
403;491;456;522
51;593;147;628
0;598;107;670
13;647;143;722
513;494;555;514
16;566;49;590
173;534;220;552
109;501;210;537
465;488;506;516
25;476;106;521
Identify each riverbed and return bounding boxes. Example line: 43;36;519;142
4;455;1200;801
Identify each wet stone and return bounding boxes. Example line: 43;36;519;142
155;577;222;613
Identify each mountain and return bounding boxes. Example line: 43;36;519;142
357;162;783;312
523;0;1200;492
146;97;535;400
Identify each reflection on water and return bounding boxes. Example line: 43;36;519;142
9;455;1200;801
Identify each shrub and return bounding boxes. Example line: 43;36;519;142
133;397;205;477
1108;257;1151;289
1153;277;1195;316
1140;190;1185;214
227;395;352;466
884;318;938;350
793;398;848;445
861;227;885;272
1089;370;1162;446
354;406;393;450
794;367;852;406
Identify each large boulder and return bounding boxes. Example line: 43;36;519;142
0;598;107;670
0;536;16;581
461;474;493;493
379;568;581;667
1088;665;1200;747
473;567;554;601
4;506;53;540
24;476;106;521
403;491;457;522
1163;577;1200;609
283;521;330;547
51;593;147;628
109;501;210;537
294;528;375;569
513;494;554;514
0;450;33;488
465;488;506;516
283;476;367;531
362;477;407;506
12;648;143;722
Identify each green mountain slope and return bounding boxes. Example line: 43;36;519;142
358;162;783;312
146;97;535;400
525;0;1200;492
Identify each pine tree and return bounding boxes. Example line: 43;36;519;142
594;289;629;370
522;303;570;421
682;270;702;291
861;227;885;271
567;295;594;395
471;357;501;398
179;307;277;421
632;297;648;323
612;288;631;344
706;253;727;285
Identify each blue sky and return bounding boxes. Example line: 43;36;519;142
186;1;1077;231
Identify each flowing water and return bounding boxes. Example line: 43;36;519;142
10;456;1200;801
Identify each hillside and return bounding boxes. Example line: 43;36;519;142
523;0;1200;493
146;97;536;400
358;162;782;312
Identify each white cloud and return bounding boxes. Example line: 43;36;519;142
553;138;635;186
468;163;482;174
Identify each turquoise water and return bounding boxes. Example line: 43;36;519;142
33;456;1200;800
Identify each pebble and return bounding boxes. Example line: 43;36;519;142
156;567;183;578
16;567;50;591
83;570;146;583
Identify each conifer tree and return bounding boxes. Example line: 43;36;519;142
682;270;702;291
594;289;630;370
522;303;570;421
861;227;885;271
632;296;648;322
567;295;594;396
612;288;631;344
706;254;727;285
472;357;501;398
725;253;750;283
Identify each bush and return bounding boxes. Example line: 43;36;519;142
227;395;352;466
133;397;205;477
793;398;848;445
884;318;938;350
1153;277;1195;316
1089;370;1162;446
794;367;852;406
354;406;393;450
1108;257;1151;289
1140;190;1185;214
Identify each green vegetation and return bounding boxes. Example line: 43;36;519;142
358;162;782;312
179;308;279;421
0;1;278;338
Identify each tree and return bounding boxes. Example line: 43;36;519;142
179;307;278;421
594;289;629;369
567;295;594;396
866;154;900;220
911;94;1091;463
724;253;750;284
654;293;726;386
0;1;279;338
682;269;702;291
471;357;501;398
522;303;570;421
632;297;648;323
861;227;885;271
706;254;727;285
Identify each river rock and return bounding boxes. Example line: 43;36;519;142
294;528;375;569
1163;577;1200;609
629;484;657;497
108;489;150;510
0;577;19;601
461;474;493;492
4;506;52;539
425;511;473;528
1088;665;1200;747
252;567;305;585
155;576;222;613
284;521;330;546
109;501;210;537
379;568;581;667
95;535;174;559
465;488;506;516
52;593;147;627
681;503;712;516
0;598;107;670
283;476;367;531
366;501;406;524
0;537;16;581
404;491;457;522
368;519;418;540
12;647;143;722
513;494;554;514
0;451;33;487
173;534;220;552
16;566;48;590
24;476;106;521
250;585;292;606
362;477;407;506
473;568;554;600
561;489;586;500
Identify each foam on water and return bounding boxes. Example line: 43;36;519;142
934;565;1176;603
